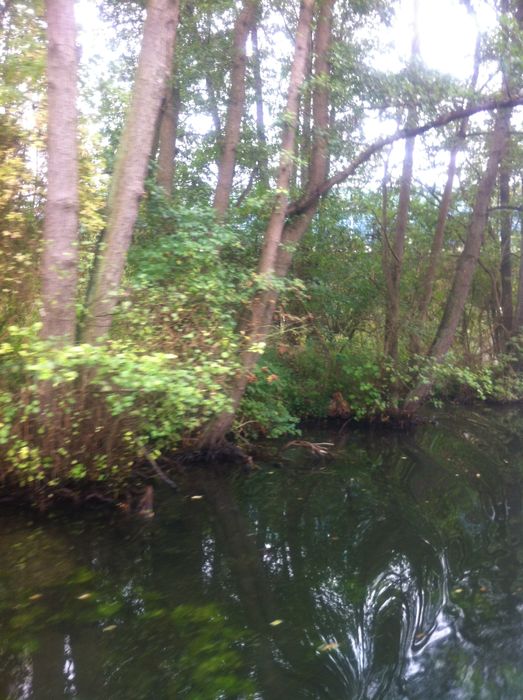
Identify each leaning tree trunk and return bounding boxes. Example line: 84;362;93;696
412;36;481;354
213;0;258;218
41;0;79;343
81;0;180;343
197;0;317;450
403;108;511;412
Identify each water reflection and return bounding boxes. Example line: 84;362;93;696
2;406;523;698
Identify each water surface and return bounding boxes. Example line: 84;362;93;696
2;406;523;699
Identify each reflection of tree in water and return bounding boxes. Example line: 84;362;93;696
3;407;523;698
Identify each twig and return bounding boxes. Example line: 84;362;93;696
141;448;178;490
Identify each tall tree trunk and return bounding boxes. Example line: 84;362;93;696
198;0;318;449
403;108;511;412
383;131;415;362
412;36;480;345
383;6;419;363
299;39;313;188
514;178;523;332
157;82;180;196
205;72;222;139
499;158;513;347
81;0;180;343
41;0;78;343
409;131;462;355
213;0;258;218
251;23;269;185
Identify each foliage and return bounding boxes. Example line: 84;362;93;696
236;358;301;440
0;324;233;507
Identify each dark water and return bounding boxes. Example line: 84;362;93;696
2;407;523;699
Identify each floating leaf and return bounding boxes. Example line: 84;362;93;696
102;625;117;633
29;593;43;601
317;642;339;652
191;495;204;501
77;593;93;600
269;619;283;626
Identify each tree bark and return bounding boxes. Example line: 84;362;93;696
515;178;523;332
213;0;258;218
157;82;180;196
41;0;79;343
382;7;419;363
251;23;269;185
383;130;415;362
198;0;318;449
403;108;511;412
81;0;180;343
499;158;514;346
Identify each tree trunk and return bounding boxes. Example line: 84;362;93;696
412;36;480;348
383;131;415;362
409;134;461;355
213;0;258;218
251;23;269;185
81;0;180;343
403;108;511;412
383;9;419;363
41;0;78;343
157;83;180;196
198;0;318;450
514;178;523;332
499;158;513;347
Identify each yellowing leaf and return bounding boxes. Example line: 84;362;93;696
269;619;283;626
102;625;117;632
77;593;93;600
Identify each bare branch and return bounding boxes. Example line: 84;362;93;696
287;95;523;218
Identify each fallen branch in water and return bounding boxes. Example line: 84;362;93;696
283;440;334;456
141;448;178;490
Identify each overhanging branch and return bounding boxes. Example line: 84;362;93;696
287;95;523;217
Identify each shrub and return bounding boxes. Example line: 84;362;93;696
0;325;233;507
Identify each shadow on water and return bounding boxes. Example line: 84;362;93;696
2;406;523;698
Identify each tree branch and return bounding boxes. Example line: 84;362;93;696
287;95;523;218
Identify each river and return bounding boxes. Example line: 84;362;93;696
1;406;523;699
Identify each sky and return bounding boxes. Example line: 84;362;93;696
75;0;497;83
73;0;501;189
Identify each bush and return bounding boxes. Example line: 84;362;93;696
0;325;233;507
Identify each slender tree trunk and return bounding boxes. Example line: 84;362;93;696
515;178;523;331
81;0;180;343
403;108;511;412
157;82;180;195
409;135;461;355
383;131;415;362
41;0;78;343
198;0;318;449
299;41;313;188
383;8;419;363
206;73;222;140
251;23;268;185
213;0;258;218
412;36;481;348
499;159;513;346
